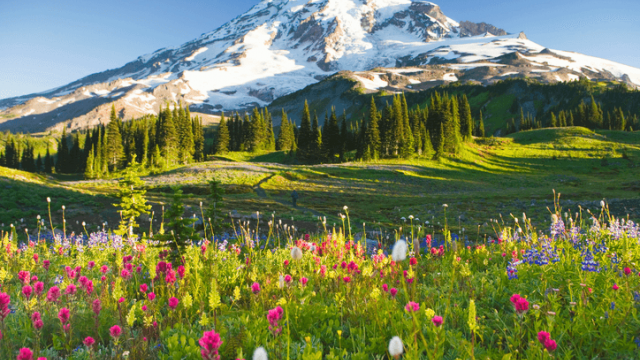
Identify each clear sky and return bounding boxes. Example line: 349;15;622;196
1;0;638;100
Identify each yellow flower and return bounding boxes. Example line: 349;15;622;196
277;297;287;306
182;293;193;309
425;308;435;320
337;330;342;337
370;288;381;300
305;336;311;343
233;286;241;302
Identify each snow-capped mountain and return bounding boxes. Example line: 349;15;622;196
1;0;640;133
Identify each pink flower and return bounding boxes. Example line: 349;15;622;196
121;269;131;280
624;267;632;276
405;301;419;312
142;305;148;311
382;284;389;292
33;319;44;330
34;282;44;296
432;315;443;327
251;282;260;294
343;276;351;283
267;306;284;335
515;298;529;314
125;263;133;272
83;336;95;347
58;308;70;324
538;331;550;344
136;266;142;273
613;284;619;291
22;285;33;299
18;271;31;285
118;297;125;304
509;294;521;304
65;284;77;296
100;276;106;282
544;339;557;352
140;284;149;293
33;254;39;263
100;265;109;274
410;257;417;266
284;275;292;284
148;292;156;301
46;286;60;302
319;265;327;276
177;265;185;279
63;323;71;333
43;260;50;270
168;297;179;310
300;277;308;286
109;325;122;338
78;276;89;287
199;330;223;360
17;348;33;360
92;299;101;316
31;312;41;323
390;288;398;297
88;261;95;270
165;269;177;284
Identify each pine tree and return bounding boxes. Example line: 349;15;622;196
265;108;276;151
365;97;381;159
153;187;198;265
114;158;151;239
277;109;293;151
106;107;125;171
298;101;312;160
36;154;43;172
550;112;558;127
434;123;445;160
249;108;266;152
44;146;53;174
158;104;178;166
216;113;230;154
56;128;69;173
84;146;95;179
477;110;485;138
459;94;473;140
311;113;322;162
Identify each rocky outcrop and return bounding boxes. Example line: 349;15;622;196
458;21;508;37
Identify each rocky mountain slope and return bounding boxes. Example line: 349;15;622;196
1;0;639;133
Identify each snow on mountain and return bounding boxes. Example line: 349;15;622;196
1;0;639;132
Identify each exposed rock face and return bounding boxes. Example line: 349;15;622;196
1;0;639;133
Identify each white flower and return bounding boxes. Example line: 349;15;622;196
442;204;448;208
62;205;65;210
425;220;429;225
253;347;268;360
47;197;51;203
291;246;303;260
388;336;404;358
514;218;518;223
408;215;414;220
391;240;407;262
400;217;406;221
551;214;558;224
343;205;348;210
200;201;203;206
82;222;86;226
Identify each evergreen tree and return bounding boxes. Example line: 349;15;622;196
106;107;125;171
84;146;95;179
459;94;473;140
36;154;43;173
365;97;381;159
311;113;322;162
477;110;485;138
434;123;445;160
298;101;312;160
216;113;230;154
205;177;226;237
44;146;53;174
249;108;266;151
568;111;575;127
114;158;151;238
158;104;178;166
277;109;294;151
550;112;558;127
56;128;69;173
153;187;198;265
265;108;276;151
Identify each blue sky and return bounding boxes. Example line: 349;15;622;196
1;0;638;100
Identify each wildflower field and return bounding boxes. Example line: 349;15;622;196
1;193;640;360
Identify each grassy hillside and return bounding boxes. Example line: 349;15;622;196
4;127;636;238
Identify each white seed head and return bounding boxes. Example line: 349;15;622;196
388;336;404;357
253;347;268;360
409;215;414;220
82;222;86;226
62;205;65;210
442;204;448;208
391;240;407;262
343;205;348;210
47;197;51;203
291;246;303;260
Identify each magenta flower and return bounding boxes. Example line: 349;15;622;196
58;308;70;324
100;265;109;274
510;294;529;314
267;306;284;335
148;292;156;301
168;297;179;310
17;348;33;360
142;305;148;311
120;269;131;280
177;265;185;279
432;315;443;327
199;330;223;360
343;276;351;283
284;275;292;284
34;282;44;296
43;260;50;271
84;336;95;347
624;267;632;276
251;282;261;294
0;293;10;320
18;271;31;285
165;269;177;284
382;284;389;292
33;319;44;330
390;288;398;297
110;325;122;338
613;284;620;290
92;299;101;316
22;285;33;299
65;284;77;296
46;286;60;302
300;277;309;286
140;284;149;293
410;257;417;266
544;339;557;351
118;297;125;304
538;331;550;344
88;261;95;269
405;301;420;312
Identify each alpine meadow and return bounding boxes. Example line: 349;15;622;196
1;0;640;359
